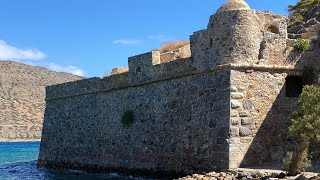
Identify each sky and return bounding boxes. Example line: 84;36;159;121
0;0;298;77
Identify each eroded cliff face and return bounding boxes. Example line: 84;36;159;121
0;61;82;142
286;2;320;70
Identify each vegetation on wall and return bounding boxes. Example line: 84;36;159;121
159;40;189;53
294;39;311;52
283;85;320;175
121;110;135;127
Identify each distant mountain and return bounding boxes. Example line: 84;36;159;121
0;61;83;142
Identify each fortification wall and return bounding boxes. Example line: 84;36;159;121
39;67;231;176
38;0;309;176
229;69;298;168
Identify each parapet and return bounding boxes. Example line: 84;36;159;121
109;67;129;76
128;51;161;83
47;0;290;99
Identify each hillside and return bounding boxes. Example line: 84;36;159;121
0;61;83;142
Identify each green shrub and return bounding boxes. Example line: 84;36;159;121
288;13;304;27
290;85;320;143
282;151;311;174
289;0;320;12
285;85;320;175
121;110;135;127
283;152;293;172
294;39;311;52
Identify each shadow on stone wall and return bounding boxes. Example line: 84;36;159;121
240;85;297;168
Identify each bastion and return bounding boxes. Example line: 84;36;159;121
38;0;316;177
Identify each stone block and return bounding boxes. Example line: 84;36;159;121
240;137;252;144
239;111;250;117
216;138;226;145
228;161;239;169
208;119;217;128
237;86;246;92
230;118;240;125
243;100;253;109
209;129;218;139
241;117;253;125
231;100;241;109
230;86;238;92
229;126;239;137
231;93;244;99
239;127;252;137
229;152;243;161
219;127;229;137
227;137;240;144
230;111;238;117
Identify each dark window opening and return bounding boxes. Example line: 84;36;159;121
286;76;303;97
136;66;141;73
267;25;279;34
209;38;213;48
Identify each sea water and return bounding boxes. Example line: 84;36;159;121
0;142;146;180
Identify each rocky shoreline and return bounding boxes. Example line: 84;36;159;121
177;169;320;180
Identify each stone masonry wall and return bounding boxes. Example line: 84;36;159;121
38;69;231;176
229;69;297;168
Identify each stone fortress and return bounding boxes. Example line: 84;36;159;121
38;0;320;177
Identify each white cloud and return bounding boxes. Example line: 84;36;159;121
113;39;141;45
47;63;85;76
0;39;86;76
0;40;46;60
147;35;170;42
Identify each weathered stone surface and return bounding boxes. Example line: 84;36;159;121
38;0;319;176
229;126;239;137
39;69;231;175
231;100;241;109
231;70;297;167
241;117;252;125
239;127;252;137
231;93;244;99
231;111;238;117
239;111;250;117
216;0;251;13
243;100;253;110
231;118;240;125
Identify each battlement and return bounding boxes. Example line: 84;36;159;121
45;4;290;100
39;0;308;177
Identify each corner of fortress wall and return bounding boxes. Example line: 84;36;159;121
39;1;319;176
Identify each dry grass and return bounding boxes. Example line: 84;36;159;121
159;40;190;53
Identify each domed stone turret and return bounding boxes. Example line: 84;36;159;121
216;0;250;13
190;0;287;70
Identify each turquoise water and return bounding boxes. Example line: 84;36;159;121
0;142;146;180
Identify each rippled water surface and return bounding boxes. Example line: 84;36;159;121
0;142;145;180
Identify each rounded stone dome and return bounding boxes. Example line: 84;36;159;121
216;0;250;13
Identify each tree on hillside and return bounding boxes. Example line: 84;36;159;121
284;85;320;175
288;0;320;13
287;0;320;26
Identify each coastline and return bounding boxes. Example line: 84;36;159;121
0;140;41;143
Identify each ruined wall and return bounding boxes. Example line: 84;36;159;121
38;62;231;176
229;69;297;168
